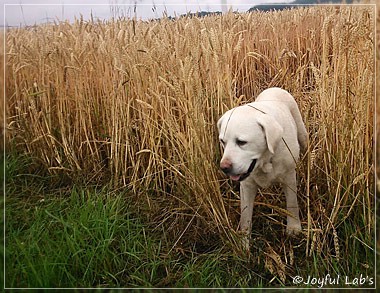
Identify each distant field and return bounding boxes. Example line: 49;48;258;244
4;6;375;288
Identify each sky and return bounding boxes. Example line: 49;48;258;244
2;0;293;27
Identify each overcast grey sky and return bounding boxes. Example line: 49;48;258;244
2;0;293;26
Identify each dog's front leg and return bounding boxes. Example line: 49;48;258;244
239;180;258;251
283;170;302;234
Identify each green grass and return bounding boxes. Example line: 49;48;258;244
3;153;256;288
3;153;375;289
4;155;167;288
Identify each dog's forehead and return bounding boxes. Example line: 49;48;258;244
219;107;260;139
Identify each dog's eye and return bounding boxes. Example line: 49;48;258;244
236;139;247;147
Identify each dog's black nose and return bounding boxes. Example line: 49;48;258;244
220;160;232;174
221;166;231;174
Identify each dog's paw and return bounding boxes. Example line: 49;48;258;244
236;233;250;253
241;236;250;251
286;222;302;235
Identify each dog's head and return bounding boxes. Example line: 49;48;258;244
217;105;283;181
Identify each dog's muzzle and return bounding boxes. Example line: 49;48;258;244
223;159;257;182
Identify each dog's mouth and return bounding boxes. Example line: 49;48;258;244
229;159;257;182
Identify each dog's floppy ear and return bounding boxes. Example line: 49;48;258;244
217;117;222;133
217;114;225;134
257;114;283;154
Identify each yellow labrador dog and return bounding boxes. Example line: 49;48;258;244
217;87;308;250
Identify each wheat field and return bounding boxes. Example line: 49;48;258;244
4;5;375;283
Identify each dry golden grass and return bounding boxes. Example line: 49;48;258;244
4;5;375;281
